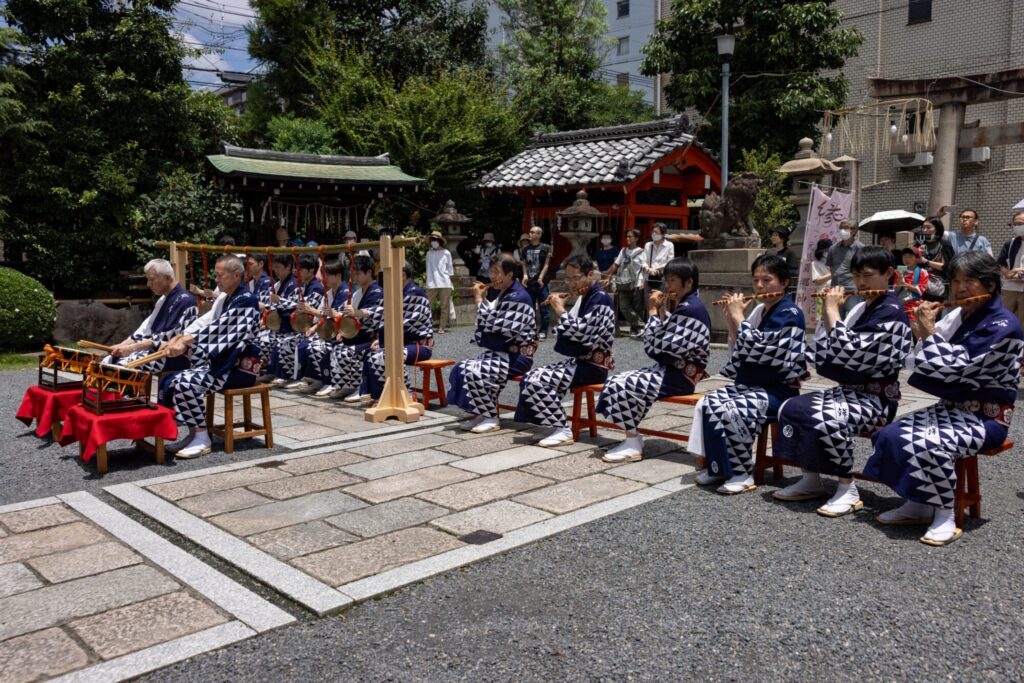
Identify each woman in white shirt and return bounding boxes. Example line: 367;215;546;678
606;229;646;336
642;223;676;302
425;230;455;334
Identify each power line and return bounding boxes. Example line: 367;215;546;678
178;0;257;20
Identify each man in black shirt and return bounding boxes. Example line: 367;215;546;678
520;225;553;339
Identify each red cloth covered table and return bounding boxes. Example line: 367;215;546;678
17;385;83;439
59;404;179;473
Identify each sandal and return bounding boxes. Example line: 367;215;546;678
816;499;864;518
920;528;963;547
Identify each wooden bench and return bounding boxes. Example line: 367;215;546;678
412;359;456;409
569;383;703;443
752;420;1013;527
205;383;274;454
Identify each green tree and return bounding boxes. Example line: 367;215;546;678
589;81;656;128
267;114;339;154
737;147;798;246
0;27;46;224
642;0;862;155
495;0;610;132
1;0;238;292
246;0;488;135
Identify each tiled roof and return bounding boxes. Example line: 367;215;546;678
477;116;700;190
206;145;426;186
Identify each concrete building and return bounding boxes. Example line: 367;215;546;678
833;0;1024;249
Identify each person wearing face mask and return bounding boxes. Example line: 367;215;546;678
996;210;1024;326
594;232;620;274
824;220;864;314
914;217;954;303
606;229;645;336
475;232;500;284
641;223;675;305
424;230;454;334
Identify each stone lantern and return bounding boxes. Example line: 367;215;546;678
777;138;840;247
431;199;471;277
556;190;605;274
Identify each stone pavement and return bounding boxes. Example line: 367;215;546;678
0;495;292;683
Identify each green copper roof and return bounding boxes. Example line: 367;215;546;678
206;148;425;186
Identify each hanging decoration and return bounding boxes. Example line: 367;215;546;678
820;98;936;158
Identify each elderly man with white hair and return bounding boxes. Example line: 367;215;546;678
105;258;197;372
159;254;263;458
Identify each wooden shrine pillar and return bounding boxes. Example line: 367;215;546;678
364;234;425;423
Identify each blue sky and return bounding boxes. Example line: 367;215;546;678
174;0;260;89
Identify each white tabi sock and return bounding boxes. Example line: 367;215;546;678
718;473;755;494
879;500;933;523
167;427;196;452
777;472;825;497
924;507;958;543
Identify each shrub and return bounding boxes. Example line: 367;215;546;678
0;267;57;351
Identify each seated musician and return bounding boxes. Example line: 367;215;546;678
772;246;913;516
105;259;197;372
246;253;274;370
159;255;262;458
691;254;808;494
514;254;615;447
320;255;384;401
288;259;349;394
268;254;324;385
864;252;1024;545
261;254;298;382
447;253;536;434
360;263;434;401
597;257;710;463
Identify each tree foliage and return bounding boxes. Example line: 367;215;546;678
267;115;339;154
737;146;798;246
642;0;862;155
0;267;57;351
495;0;610;132
0;0;238;293
246;0;489;134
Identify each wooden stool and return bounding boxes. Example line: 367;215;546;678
496;375;523;413
59;404;177;474
569;383;703;442
205;383;274;454
414;359;456;408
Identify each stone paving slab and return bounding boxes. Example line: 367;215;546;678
430;500;554;536
246;521;358;561
0;494;293;683
210;490;368;536
416;471;552;511
343;465;477;504
450;444;565;475
339;449;459;480
606;453;699;485
278;450;366;475
177;488;274;518
513;474;648;514
247;470;360;500
325;498;449;539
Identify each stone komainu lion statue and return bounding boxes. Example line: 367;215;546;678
699;172;763;240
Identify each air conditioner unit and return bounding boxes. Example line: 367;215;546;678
959;146;991;166
893;152;934;168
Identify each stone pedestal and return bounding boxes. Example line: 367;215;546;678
444;233;470;278
689;248;767;343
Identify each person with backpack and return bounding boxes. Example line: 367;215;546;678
895;246;929;324
605;228;645;336
915;217;954;303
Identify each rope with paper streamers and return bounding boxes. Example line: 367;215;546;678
820;98;936;159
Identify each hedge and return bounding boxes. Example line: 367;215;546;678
0;267;57;351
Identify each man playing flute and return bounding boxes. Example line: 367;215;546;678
691;254;808;494
864;252;1024;545
772;246;913;516
448;253;537;434
514;254;615;447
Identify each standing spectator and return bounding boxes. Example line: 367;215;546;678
520;225;554;339
914;217;954;303
811;238;832;292
425;230;454;334
895;246;929;324
513;233;530;264
825;219;864;313
947;207;993;255
606;228;645;336
475;232;500;284
997;209;1024;326
764;226;799;277
641;223;675;302
594;231;620;274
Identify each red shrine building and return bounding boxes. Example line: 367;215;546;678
477;116;722;261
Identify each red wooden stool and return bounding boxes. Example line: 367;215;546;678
17;385;83;440
413;359;456;409
569;383;703;443
59;404;178;474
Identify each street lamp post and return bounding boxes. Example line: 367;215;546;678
716;33;735;190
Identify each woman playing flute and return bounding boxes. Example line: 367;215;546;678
772;246;914;516
691;254;808;494
863;252;1024;545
